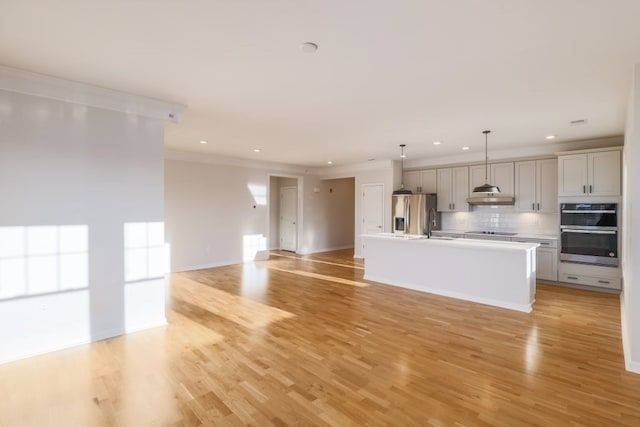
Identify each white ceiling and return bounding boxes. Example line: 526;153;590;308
1;1;640;167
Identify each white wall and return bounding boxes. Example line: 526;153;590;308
165;159;272;270
304;177;355;253
0;88;167;363
621;63;640;374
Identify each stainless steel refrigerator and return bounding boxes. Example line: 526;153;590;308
392;193;441;235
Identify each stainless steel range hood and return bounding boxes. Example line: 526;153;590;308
467;193;515;206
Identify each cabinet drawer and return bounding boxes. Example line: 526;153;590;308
560;273;620;290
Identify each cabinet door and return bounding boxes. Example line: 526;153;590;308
469;165;487;193
419;170;437;193
588;151;621;196
402;171;420;193
491;162;515;197
558;154;588;196
436;168;453;212
451;166;469;211
536;159;558;213
537;248;558;282
514;161;536;212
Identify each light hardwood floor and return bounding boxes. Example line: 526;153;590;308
1;249;639;426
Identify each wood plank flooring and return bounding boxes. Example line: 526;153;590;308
1;249;639;426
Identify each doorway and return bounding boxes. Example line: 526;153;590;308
362;183;384;252
268;176;300;252
279;186;297;252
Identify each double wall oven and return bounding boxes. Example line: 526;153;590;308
560;203;618;267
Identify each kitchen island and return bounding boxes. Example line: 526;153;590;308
362;233;539;313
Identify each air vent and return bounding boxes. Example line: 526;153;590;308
569;119;588;126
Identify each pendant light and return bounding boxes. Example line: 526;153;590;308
393;144;412;195
472;130;501;194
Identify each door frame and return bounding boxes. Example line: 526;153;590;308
359;183;385;258
279;185;298;252
268;174;303;253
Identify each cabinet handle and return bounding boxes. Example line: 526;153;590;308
567;276;578;280
598;280;610;284
537;203;540;210
452;203;455;210
541;242;550;245
589;185;593;194
532;203;535;210
583;185;586;194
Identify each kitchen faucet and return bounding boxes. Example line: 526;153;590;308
427;207;437;238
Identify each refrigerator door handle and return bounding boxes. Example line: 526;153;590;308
405;198;410;232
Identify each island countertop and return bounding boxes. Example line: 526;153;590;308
361;233;538;313
363;232;539;252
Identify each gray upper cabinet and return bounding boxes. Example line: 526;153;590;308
558;150;620;197
515;159;558;212
437;166;469;212
469;163;514;196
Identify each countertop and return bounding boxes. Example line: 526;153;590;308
362;233;539;252
432;229;558;240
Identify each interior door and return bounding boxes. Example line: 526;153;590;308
279;186;297;252
362;184;384;246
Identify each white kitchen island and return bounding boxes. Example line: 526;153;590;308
362;233;539;313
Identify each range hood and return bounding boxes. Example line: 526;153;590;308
467;193;515;205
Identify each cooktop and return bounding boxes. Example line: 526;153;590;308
465;230;518;236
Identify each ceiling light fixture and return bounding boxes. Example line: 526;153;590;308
327;160;333;165
199;140;208;144
472;131;500;194
467;130;515;205
462;146;470;151
253;148;261;153
433;141;441;145
393;144;412;195
545;135;556;140
301;42;318;53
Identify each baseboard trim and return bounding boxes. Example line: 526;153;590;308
172;260;241;272
364;274;533;313
309;245;354;254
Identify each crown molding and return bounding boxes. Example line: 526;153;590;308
0;65;185;122
164;149;309;174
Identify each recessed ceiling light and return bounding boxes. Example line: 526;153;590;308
433;141;441;145
462;146;470;151
301;42;318;53
327;160;333;165
545;135;556;140
199;140;208;144
253;148;261;153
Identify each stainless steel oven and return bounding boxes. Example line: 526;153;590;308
560;203;618;267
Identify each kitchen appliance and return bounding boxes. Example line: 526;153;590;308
467;130;515;206
560;203;618;266
392;193;440;235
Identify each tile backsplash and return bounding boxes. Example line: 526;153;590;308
441;205;558;235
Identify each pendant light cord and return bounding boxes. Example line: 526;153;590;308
483;130;490;184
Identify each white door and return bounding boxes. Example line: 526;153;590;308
279;186;297;252
419;169;437;193
362;184;384;248
451;166;469;212
490;162;515;197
